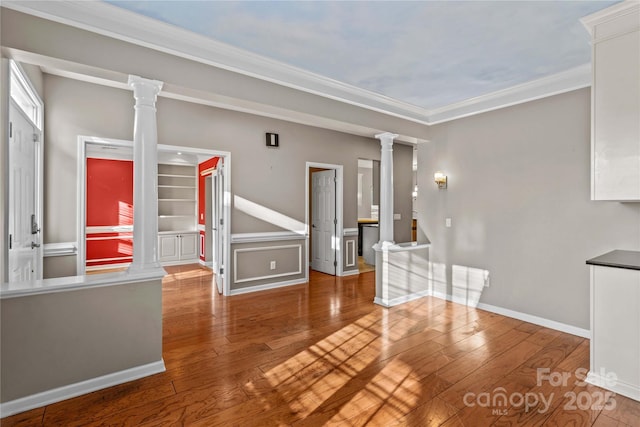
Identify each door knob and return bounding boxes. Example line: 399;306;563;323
31;242;41;249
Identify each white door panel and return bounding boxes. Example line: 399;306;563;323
311;170;336;275
8;102;41;281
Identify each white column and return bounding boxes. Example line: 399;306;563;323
375;132;398;247
128;75;163;272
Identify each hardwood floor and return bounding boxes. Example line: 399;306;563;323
3;264;639;426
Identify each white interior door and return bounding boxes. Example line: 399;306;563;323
8;102;42;281
311;169;336;275
214;162;225;293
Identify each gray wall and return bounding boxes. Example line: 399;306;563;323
1;279;163;402
417;88;640;330
42;75;414;283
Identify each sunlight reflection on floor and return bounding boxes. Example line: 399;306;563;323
244;302;427;423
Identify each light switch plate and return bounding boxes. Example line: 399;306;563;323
445;218;452;228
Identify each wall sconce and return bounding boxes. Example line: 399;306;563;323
434;171;447;189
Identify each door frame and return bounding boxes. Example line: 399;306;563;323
77;136;232;296
305;162;343;278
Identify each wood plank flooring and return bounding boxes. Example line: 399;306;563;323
3;264;639;426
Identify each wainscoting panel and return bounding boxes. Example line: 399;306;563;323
232;242;304;289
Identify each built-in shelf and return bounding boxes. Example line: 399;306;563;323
157;164;197;233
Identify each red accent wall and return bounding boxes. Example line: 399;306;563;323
87;158;133;226
86;158;134;267
197;156;219;261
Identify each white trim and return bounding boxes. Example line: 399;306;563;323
586;371;640;402
341;269;360;277
1;266;165;299
233;244;302;284
87;256;131;263
85;262;130;272
374;290;431;308
426;65;592;124
0;360;165;418
9;60;44;130
231;231;306;244
160;258;200;267
343;228;358;237
376;285;591;339
43;242;77;257
345;239;356;268
86;225;133;234
306;162;344;281
86;235;133;242
229;277;307;296
474;301;590;339
581;1;640;37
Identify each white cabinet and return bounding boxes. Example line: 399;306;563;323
587;250;640;402
158;232;198;264
582;2;640;201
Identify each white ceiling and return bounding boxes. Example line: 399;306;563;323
105;0;618;110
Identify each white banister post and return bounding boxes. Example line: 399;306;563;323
128;75;163;272
375;132;398;247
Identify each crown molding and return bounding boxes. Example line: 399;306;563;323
1;0;431;125
425;64;592;124
580;0;640;36
2;0;595;131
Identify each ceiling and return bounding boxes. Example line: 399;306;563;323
104;0;618;110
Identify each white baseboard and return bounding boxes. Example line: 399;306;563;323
427;290;590;339
475;301;590;339
374;290;431;308
161;258;199;267
0;360;166;418
341;269;360;277
229;278;307;296
587;372;640;402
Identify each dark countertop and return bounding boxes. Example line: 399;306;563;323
586;250;640;271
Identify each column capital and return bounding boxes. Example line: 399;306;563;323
375;132;399;144
128;75;163;106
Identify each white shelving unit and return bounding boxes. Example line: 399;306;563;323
157;164;198;264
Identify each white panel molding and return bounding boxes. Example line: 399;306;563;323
345;239;356;268
343;228;358;237
3;1;595;131
231;231;306;244
0;360;165;418
233;244;302;284
43;242;77;257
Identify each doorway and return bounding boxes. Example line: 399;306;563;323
306;162;343;277
77;137;232;295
